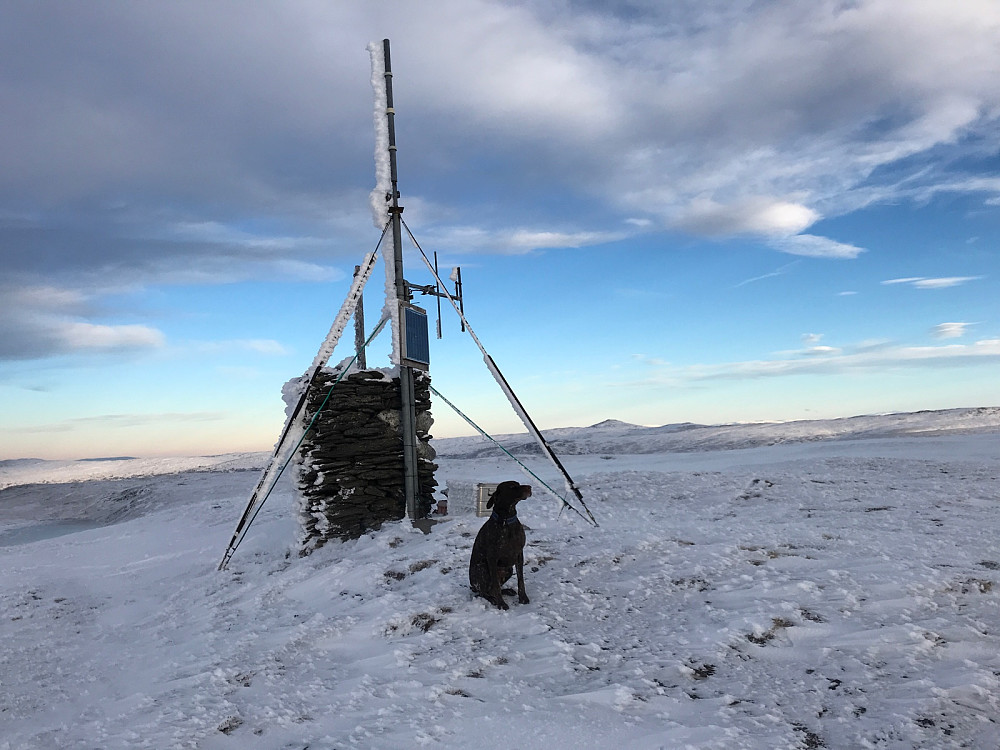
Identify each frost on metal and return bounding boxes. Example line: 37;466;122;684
367;41;391;230
367;41;401;365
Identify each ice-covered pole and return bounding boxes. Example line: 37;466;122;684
368;44;391;229
373;38;420;520
368;40;401;363
382;39;407;310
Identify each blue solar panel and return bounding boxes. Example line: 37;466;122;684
403;305;430;366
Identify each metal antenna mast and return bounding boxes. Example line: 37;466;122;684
381;39;421;520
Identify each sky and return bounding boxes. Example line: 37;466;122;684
1;0;999;459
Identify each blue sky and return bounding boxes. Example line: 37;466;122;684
2;0;999;459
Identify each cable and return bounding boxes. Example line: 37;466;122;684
429;384;597;527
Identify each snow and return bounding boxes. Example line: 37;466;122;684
3;408;1000;748
367;40;401;365
307;252;377;375
367;41;391;230
0;453;265;491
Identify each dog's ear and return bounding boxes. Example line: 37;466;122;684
486;494;495;509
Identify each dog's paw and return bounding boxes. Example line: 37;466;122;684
501;587;516;596
495;599;509;610
518;593;530;605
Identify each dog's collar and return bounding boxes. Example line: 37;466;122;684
490;511;519;525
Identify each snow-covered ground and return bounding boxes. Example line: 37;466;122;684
2;408;1000;749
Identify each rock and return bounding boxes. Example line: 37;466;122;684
292;369;437;549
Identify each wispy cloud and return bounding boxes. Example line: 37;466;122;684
733;260;800;288
882;276;984;289
20;411;227;433
769;234;865;259
774;334;844;357
507;229;623;251
62;323;165;352
629;337;1000;384
932;322;972;339
0;284;165;360
427;225;624;254
913;277;983;289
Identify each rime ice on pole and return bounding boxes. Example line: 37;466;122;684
367;42;391;230
368;40;401;366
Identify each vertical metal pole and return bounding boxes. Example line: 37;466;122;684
382;39;421;520
353;265;366;370
382;39;406;307
456;267;466;333
434;251;443;339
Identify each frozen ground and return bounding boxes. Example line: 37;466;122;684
2;408;1000;749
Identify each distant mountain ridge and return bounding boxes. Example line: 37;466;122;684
3;407;999;489
434;406;1000;458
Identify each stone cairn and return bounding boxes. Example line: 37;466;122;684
293;367;437;551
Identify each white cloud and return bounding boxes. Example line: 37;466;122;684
770;234;865;259
507;229;621;250
632;337;1000;384
857;338;893;352
882;276;983;289
61;322;165;352
932;322;971;339
428;225;623;254
912;277;983;289
268;260;345;283
802;345;842;356
625;218;654;229
802;333;823;345
0;283;166;359
602;0;1000;236
674;197;818;237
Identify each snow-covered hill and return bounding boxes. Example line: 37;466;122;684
3;409;1000;748
436;406;1000;459
0;452;266;491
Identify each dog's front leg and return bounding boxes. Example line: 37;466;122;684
487;558;509;610
515;550;529;604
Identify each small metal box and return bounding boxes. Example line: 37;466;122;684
475;483;500;517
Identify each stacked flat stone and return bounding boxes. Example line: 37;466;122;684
294;368;437;550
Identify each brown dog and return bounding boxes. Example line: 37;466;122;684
469;481;532;610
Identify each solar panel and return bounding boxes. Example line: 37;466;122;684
402;304;430;368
